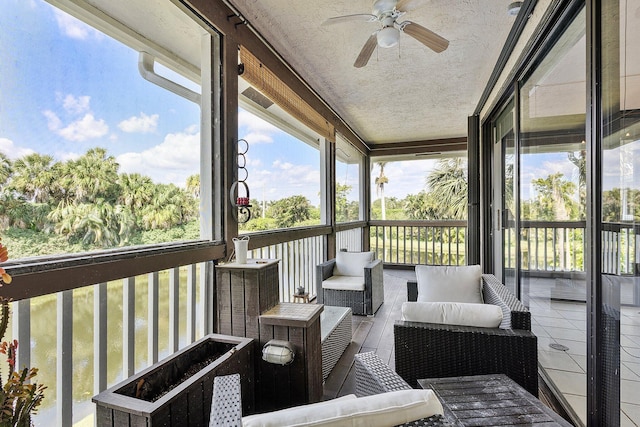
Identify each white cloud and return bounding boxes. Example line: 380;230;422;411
238;109;280;144
118;113;159;133
116;127;199;186
58;114;109;142
43;94;109;142
0;138;35;159
54;9;102;40
61;94;91;115
43;110;62;131
247;159;321;204
243;131;274;144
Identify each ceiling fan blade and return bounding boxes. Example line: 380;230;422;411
322;14;377;26
400;21;449;53
395;0;426;12
354;33;378;68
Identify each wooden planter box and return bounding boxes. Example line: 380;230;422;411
93;334;254;427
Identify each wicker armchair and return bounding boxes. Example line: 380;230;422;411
395;273;539;396
316;251;383;316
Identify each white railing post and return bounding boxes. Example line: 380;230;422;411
13;299;31;372
123;277;135;377
187;263;197;343
148;271;159;364
169;267;180;352
94;282;107;394
57;290;73;427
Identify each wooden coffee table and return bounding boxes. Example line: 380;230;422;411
418;374;572;427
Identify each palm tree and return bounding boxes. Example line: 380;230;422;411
185;174;200;199
10;153;55;203
426;158;468;220
140;184;192;230
67;148;119;203
118;173;154;219
374;162;388;220
568;150;586;219
0;152;11;190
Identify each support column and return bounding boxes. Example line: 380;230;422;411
321;137;336;260
467;115;480;266
223;35;239;258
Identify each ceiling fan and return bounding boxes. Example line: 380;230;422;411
322;0;449;68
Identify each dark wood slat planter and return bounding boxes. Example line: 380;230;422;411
93;334;254;427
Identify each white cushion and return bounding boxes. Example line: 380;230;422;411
416;265;483;304
332;251;374;277
402;301;503;328
322;275;365;291
242;395;357;427
241;389;443;427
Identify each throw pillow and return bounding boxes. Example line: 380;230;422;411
333;251;374;277
416;264;483;304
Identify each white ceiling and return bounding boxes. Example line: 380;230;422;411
227;0;520;146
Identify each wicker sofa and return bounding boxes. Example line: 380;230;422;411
316;251;384;316
394;273;539;396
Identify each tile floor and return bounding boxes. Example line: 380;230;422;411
529;277;640;426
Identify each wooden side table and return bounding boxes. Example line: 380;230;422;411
215;259;280;339
258;303;323;411
292;292;309;303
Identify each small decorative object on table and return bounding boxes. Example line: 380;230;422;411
0;237;46;426
296;286;305;295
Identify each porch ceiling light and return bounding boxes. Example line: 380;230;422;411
377;26;400;48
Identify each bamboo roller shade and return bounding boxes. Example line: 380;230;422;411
240;46;335;142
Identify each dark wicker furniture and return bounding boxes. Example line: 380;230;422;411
316;255;384;316
395;274;539;396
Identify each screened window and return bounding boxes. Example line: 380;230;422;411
0;0;205;260
370;155;468;221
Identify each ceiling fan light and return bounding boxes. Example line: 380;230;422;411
377;26;399;48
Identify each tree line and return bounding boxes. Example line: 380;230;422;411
2;147;635;259
0;148;199;256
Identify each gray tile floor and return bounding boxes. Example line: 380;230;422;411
324;269;640;427
528;277;640;427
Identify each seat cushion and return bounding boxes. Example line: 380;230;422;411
322;275;365;291
401;301;503;328
241;389;443;427
332;251;374;277
416;265;483;304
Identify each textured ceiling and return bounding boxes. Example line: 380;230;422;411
228;0;519;146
